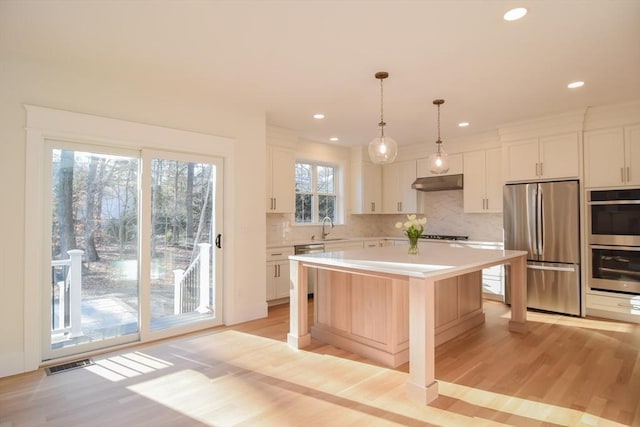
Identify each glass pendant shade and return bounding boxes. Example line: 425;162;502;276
428;99;449;174
368;135;398;164
428;144;449;174
368;71;397;165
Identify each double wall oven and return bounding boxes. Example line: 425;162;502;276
588;189;640;294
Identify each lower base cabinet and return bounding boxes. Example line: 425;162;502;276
586;290;640;324
266;248;294;303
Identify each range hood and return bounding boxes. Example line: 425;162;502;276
411;174;463;192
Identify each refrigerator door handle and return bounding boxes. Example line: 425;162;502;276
527;264;577;273
537;184;544;256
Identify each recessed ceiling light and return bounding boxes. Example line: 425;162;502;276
504;7;527;21
567;81;585;89
329;137;339;142
458;122;470;127
313;113;325;119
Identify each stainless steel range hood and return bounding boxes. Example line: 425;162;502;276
411;174;463;191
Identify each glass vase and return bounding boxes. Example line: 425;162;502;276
407;235;419;255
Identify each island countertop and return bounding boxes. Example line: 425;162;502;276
289;242;526;280
287;242;529;406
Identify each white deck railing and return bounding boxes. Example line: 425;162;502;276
173;243;211;315
51;249;84;337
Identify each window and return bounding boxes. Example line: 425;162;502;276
295;162;337;224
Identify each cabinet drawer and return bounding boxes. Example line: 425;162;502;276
587;292;640;315
266;248;294;260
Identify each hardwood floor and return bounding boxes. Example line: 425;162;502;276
1;300;639;426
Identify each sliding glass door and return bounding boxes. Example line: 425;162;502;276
44;143;223;360
145;153;222;332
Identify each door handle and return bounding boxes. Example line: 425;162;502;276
215;234;222;249
627;166;631;182
371;202;375;212
621;168;625;183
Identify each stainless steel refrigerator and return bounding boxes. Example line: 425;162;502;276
504;180;581;315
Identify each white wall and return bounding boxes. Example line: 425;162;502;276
0;57;267;377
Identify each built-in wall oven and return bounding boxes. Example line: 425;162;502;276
588;189;640;294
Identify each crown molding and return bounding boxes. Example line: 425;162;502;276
583;99;640;131
498;109;587;142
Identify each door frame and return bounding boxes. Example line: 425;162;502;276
25;105;234;369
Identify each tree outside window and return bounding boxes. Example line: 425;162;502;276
295;162;337;224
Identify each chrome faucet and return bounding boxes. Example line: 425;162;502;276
321;216;334;239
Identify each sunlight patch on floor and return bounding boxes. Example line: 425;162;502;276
439;381;629;427
86;351;173;382
498;311;635;333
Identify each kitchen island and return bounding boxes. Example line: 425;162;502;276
287;243;528;405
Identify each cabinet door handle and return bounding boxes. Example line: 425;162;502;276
277;264;280;278
539;162;543;176
535;163;539;177
273;198;277;210
398;202;402;212
621;167;625;183
371;202;375;212
618;302;640;311
627;166;631;182
274;264;278;278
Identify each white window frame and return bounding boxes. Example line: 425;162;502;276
294;160;340;225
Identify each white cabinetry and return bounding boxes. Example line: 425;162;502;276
324;240;364;252
463;148;502;213
363;239;385;249
416;153;463;177
351;160;382;214
266;146;295;213
503;133;579;182
584;125;640;188
382;160;417;213
586;291;640;324
266;247;294;302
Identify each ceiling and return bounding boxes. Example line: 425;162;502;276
2;0;640;148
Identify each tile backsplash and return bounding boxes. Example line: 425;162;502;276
267;190;503;243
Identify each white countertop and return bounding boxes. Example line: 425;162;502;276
289;243;524;280
268;237;503;249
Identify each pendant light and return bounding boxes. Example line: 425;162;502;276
368;71;398;164
428;99;449;174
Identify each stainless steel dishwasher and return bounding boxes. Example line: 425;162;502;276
294;243;325;295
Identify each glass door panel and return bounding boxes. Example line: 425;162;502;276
148;157;220;331
48;148;140;356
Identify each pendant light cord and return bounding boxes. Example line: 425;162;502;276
379;78;385;138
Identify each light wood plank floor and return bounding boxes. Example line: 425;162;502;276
1;300;639;426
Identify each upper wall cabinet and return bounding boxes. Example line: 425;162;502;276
382;160;417;213
266;146;295;213
416;153;463;177
503;133;580;182
351;160;382;214
463;148;503;213
584;125;640;188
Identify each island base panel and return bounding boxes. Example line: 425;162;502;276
311;326;409;367
406;380;439;405
287;333;311;349
508;320;528;333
